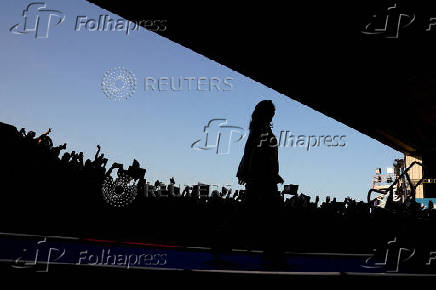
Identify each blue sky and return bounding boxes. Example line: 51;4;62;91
0;0;402;201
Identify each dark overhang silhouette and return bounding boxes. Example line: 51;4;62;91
86;0;436;156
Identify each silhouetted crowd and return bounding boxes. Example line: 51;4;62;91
1;122;436;258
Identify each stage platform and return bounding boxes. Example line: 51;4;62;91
0;231;387;273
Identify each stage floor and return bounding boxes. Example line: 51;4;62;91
0;231;384;273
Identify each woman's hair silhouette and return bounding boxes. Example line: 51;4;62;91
249;100;275;131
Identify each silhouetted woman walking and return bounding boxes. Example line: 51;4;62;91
237;100;286;268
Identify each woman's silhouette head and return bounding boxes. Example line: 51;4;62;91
249;100;275;131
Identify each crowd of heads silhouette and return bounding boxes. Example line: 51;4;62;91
0;116;435;272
